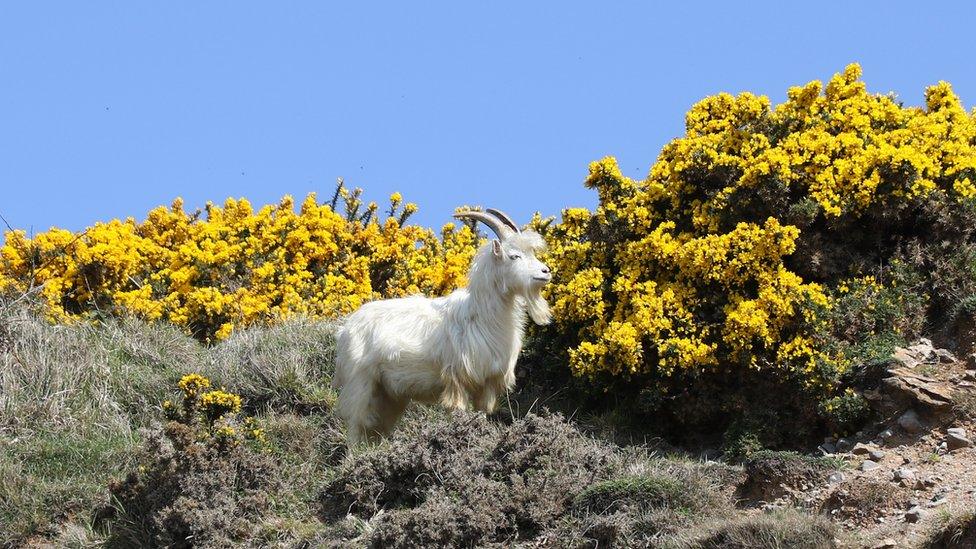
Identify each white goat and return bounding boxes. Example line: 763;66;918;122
332;208;552;445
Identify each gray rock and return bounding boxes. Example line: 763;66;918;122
947;432;972;451
905;506;925;523
892;347;920;368
898;409;923;433
909;342;936;362
869;449;887;461
836;438;854;453
828;472;846;484
861;460;880;472
884;368;954;410
935;348;956;363
852;442;875;455
872;539;897;549
894;467;917;481
947;427;967;438
819;442;837;455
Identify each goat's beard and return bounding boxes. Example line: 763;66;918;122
520;285;552;325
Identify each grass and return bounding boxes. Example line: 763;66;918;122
954;389;976;420
0;297;339;546
921;510;976;548
0;296;838;548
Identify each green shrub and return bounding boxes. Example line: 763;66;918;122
106;376;276;548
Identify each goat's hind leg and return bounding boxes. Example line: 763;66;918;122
338;372;382;446
373;386;408;439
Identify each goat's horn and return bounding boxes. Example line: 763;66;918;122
453;210;515;240
485;208;521;234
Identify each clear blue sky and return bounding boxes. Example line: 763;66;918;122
2;2;974;236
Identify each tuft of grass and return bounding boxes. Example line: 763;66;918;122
678;509;837;548
204;318;338;414
921;510;976;548
738;450;839;503
574;473;720;517
1;429;138;546
954;389;976;420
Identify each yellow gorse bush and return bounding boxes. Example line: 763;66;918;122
541;64;976;392
0;181;479;341
166;374;265;449
177;373;211;397
199;389;243;417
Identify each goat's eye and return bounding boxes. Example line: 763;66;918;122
509;254;521;261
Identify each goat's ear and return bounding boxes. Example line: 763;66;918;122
492;239;503;257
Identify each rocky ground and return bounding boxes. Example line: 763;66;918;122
747;339;976;548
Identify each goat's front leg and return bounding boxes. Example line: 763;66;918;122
472;385;499;414
473;372;509;414
439;371;471;411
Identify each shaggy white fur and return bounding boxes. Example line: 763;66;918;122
332;211;551;445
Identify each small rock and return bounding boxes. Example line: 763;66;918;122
852;442;874;455
928;497;948;508
905;506;925;523
836;438;854;453
861;459;880;472
947;427;967;438
895;467;917;481
909;342;936;362
872;538;898;549
947;432;972;451
885;368;954;410
892;347;920;368
828;472;846;484
898;409;923;433
819;442;837;455
924;476;938;488
935;348;956;363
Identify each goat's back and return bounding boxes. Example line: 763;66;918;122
331;294;448;388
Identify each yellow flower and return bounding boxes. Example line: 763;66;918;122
0;180;478;341
177;373;211;398
199;389;242;420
